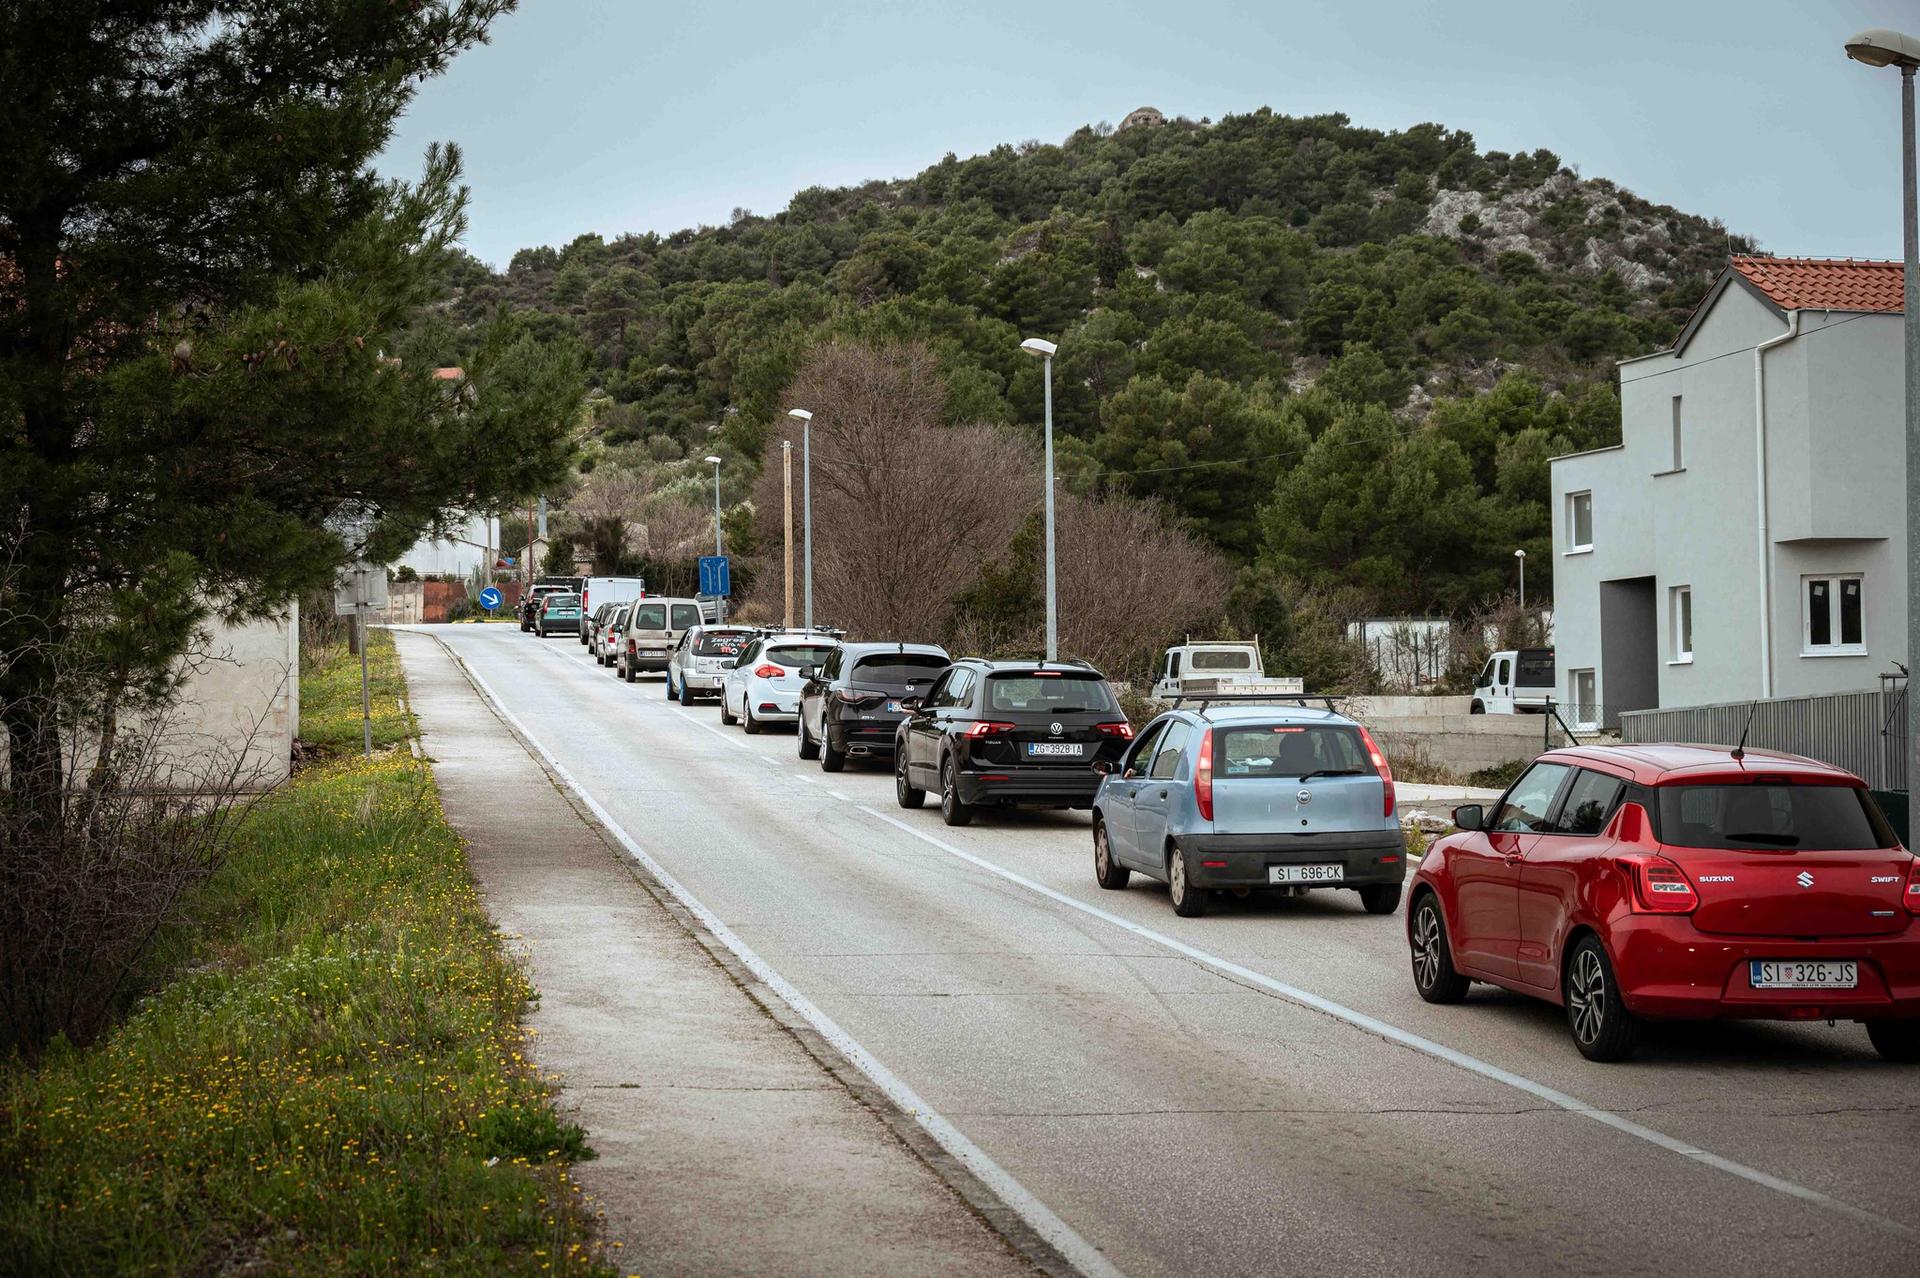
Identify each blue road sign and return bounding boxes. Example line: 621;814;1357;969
698;555;731;598
479;586;503;611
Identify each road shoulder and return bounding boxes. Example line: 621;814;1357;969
394;629;1043;1278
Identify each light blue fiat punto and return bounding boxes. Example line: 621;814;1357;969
1089;704;1406;918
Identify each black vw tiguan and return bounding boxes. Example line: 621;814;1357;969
893;658;1134;826
797;642;951;772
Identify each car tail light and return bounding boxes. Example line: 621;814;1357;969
964;720;1016;738
1195;728;1215;822
1355;725;1395;818
1096;722;1134;739
833;689;876;705
753;664;784;678
1905;858;1920;916
1624;855;1699;914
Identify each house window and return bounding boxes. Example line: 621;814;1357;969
1669;585;1692;662
1570;668;1598;731
1566;491;1593;552
1670;396;1684;470
1803;574;1865;655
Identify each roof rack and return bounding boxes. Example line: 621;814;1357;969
1171;692;1347;714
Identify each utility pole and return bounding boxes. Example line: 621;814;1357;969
783;440;795;628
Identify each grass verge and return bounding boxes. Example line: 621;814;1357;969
0;630;613;1276
297;628;417;754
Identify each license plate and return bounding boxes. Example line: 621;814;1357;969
1269;863;1344;884
887;700;901;712
1750;960;1857;990
1026;742;1084;758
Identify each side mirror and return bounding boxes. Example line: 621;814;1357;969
799;665;819;680
1452;804;1484;831
1475;673;1491;688
899;696;923;712
1092;760;1114;776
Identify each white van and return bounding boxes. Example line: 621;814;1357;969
576;577;646;645
613;597;705;681
1470;647;1555;714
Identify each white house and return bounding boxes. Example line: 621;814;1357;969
1550;256;1909;728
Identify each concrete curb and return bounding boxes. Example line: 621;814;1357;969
420;630;1083;1278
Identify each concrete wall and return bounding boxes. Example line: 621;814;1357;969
1345;695;1475;719
1551;281;1907;719
1366;716;1545;774
149;609;298;791
396;513;498;579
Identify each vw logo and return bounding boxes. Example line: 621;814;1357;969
1796;871;1815;889
1297;788;1313;805
1050;721;1064;736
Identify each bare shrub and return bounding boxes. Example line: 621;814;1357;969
747;341;1037;636
1054;492;1230;683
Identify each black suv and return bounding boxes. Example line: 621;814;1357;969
797;642;950;772
893;658;1134;826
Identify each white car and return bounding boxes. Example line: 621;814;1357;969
665;624;756;706
588;601;631;665
720;632;842;733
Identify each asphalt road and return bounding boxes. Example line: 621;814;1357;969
419;624;1919;1278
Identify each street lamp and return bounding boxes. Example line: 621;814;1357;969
704;454;725;623
1515;548;1527;611
1019;337;1059;661
1844;26;1920;800
787;408;814;629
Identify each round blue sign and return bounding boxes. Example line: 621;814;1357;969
479;586;503;611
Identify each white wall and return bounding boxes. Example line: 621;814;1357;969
149;608;299;791
397;513;498;579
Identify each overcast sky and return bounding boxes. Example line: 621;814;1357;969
378;0;1920;270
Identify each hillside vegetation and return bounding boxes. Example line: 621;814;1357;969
414;107;1751;682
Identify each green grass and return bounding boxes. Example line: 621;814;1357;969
0;638;615;1276
297;627;416;755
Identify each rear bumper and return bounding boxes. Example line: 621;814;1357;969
747;689;801;719
684;671;727;690
539;619;582;634
1610;915;1920;1021
827;720;904;757
1173;831;1405;889
625;650;670;671
957;766;1102;808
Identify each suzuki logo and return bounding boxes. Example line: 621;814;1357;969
1297;788;1313;805
1050;721;1063;736
1796;871;1815;889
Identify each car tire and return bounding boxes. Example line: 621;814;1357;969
1359;882;1403;915
743;702;764;735
798;717;820;760
1093;819;1129;890
621;659;635;683
895;752;925;809
720;694;737;726
939;756;973;827
1565;934;1638;1062
1167;845;1206;917
820;736;845;773
1469;700;1486;715
679;677;697;708
1865;1019;1920;1063
1409;894;1471;1004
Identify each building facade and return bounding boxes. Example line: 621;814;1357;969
1550;257;1908;728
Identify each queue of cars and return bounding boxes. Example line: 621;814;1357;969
519;610;1920;1064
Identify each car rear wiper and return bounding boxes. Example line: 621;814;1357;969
1295;768;1366;781
1722;831;1801;846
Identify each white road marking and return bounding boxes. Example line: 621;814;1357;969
853;805;1916;1241
441;639;1128;1278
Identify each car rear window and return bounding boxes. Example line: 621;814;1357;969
1216;725;1367;777
694;630;752;657
545;595;579;609
1657;783;1898;850
628;603;666;629
670;604;700;629
1516;649;1555;685
986;673;1114;713
851;653;949;683
1191;650;1253;671
767;644;836;668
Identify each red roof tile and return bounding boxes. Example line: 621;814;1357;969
432;366;465;380
1728;256;1905;314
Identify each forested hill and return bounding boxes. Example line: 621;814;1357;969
413;106;1751;621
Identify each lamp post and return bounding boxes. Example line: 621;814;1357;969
787;408;814;630
704;454;725;624
1019;337;1059;661
1515;548;1527;611
1845;26;1920;796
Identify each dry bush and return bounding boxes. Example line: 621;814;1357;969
747;341;1038;636
1055;492;1230;682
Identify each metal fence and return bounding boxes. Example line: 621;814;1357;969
1618;686;1909;791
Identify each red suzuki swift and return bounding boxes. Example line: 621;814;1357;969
1406;743;1920;1062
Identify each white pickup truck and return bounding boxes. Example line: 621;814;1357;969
1469;647;1555;714
1151;641;1305;701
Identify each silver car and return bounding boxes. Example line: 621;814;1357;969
1090;704;1404;918
665;623;755;706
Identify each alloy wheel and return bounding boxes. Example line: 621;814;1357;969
1412;905;1442;990
1568;948;1606;1046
